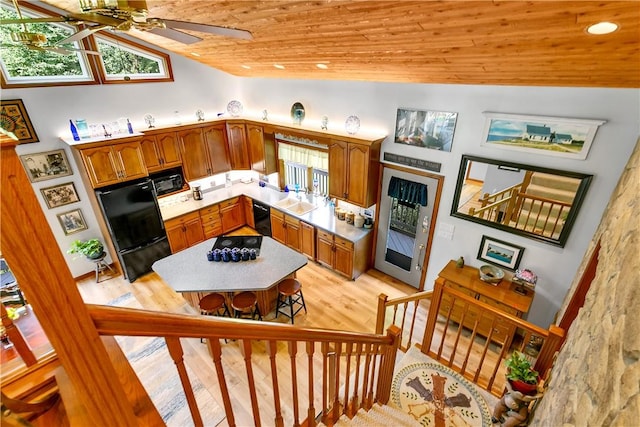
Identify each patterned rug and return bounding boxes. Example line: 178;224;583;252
107;292;225;426
390;346;494;427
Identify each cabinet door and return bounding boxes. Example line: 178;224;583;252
300;221;315;259
184;217;205;247
284;215;301;251
166;222;189;253
178;128;211;181
328;140;348;200
246;124;266;173
270;211;286;244
226;122;250;170
113;141;147;181
157;132;182;169
220;200;245;233
316;231;334;268
243;196;255;229
140;135;163;172
81;146;121;187
346;144;370;206
334;236;354;278
202;125;231;174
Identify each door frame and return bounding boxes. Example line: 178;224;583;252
370;162;444;291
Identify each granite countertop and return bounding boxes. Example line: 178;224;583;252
159;182;373;243
152;236;308;293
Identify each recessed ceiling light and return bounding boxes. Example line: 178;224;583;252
274;64;285;69
316;63;328;69
241;64;251;69
190;52;201;57
587;21;618;35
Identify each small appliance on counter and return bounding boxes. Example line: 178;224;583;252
191;185;203;200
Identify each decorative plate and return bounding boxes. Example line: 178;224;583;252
143;113;155;128
227;100;243;117
291;102;305;125
345;115;360;135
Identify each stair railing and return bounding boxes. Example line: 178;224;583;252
375;290;433;352
511;192;572;237
87;304;400;427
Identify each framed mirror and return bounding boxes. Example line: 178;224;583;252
451;155;592;247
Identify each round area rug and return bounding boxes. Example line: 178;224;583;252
391;362;492;427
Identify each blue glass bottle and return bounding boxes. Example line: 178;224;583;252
127;119;134;134
69;119;80;141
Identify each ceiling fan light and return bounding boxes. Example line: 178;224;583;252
241;64;251;69
274;64;285;70
11;31;47;45
587;21;618;35
316;63;328;69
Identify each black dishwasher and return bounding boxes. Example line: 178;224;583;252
252;200;272;237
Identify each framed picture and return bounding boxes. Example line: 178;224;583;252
0;99;39;144
394;108;458;152
19;149;72;183
57;208;88;235
40;182;80;209
477;235;524;271
480;112;606;160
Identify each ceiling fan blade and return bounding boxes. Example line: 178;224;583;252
161;19;252;40
0;17;68;25
57;25;107;45
147;27;202;44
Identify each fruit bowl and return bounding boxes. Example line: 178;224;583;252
479;265;504;283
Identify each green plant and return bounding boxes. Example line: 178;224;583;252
505;351;539;384
67;238;104;259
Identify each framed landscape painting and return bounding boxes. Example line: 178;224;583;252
19;149;72;182
477;235;524;271
40;182;80;209
480;112;606;160
394;108;458;152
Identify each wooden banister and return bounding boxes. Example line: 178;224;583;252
375;290;433;351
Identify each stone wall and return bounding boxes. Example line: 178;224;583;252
531;137;640;426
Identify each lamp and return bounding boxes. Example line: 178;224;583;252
513;268;537;295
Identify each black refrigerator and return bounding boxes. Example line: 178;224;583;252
96;179;171;282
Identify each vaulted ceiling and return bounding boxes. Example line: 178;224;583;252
39;1;640;88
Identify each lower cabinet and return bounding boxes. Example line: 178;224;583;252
219;197;245;233
165;211;205;253
316;229;372;279
243;196;255;229
300;221;315;259
270;210;301;251
200;204;222;239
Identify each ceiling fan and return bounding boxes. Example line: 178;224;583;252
2;0;253;49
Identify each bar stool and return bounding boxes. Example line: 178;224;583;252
91;252;115;283
231;291;262;320
275;278;307;324
199;293;231;343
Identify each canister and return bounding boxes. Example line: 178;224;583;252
354;214;365;228
345;211;355;225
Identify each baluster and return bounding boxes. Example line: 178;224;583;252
365;345;379;409
406;300;420;351
343;342;353;417
360;344;372;410
208;339;235;427
376;326;400;404
241;339;261;426
165;337;203;427
350;343;363;414
0;304;36;366
267;340;283;427
461;312;481;375
288;341;300;427
399;302;408;349
448;301;469;367
332;342;342;422
321;342;330;424
306;342;316;427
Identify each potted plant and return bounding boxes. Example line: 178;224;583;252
67;238;104;260
505;351;539;395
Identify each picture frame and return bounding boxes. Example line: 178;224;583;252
40;182;80;209
57;208;88;235
394;108;458;152
0;99;39;144
477;235;524;271
19;149;72;183
480;112;606;160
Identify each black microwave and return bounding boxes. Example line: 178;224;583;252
150;168;184;197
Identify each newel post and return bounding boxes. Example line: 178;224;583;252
534;324;565;378
375;293;389;334
375;325;401;404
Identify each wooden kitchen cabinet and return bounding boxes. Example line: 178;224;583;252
270;210;301;251
165;211;205;253
246;124;277;175
200;204;222;239
226;121;250;170
316;229;372;279
80;140;147;188
178;124;231;181
243;196;255;229
300;221;316;259
435;261;534;345
328;139;381;208
140;131;181;172
202;124;231;175
219;197;245;233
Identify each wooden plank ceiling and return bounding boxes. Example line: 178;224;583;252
40;1;640;88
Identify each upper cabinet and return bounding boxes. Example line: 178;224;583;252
328;139;381;207
140;131;181;173
202;124;232;175
79;139;147;188
226;121;250;170
246;124;277;175
178;125;231;181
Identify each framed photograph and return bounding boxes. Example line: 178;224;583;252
477;235;524;271
40;182;80;209
0;99;39;144
481;112;606;160
394;108;458;152
19;149;72;183
57;208;88;235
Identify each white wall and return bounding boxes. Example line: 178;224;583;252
4;51;639;327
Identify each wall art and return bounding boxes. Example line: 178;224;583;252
40;182;80;209
394;108;458;152
19;149;72;182
480;112;606;160
0;99;39;143
57;208;88;235
477;235;524;271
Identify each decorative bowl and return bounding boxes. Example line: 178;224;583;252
479;265;504;283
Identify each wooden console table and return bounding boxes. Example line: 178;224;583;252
435;260;534;344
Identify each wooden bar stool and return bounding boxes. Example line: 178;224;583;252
199;292;231;343
231;291;262;320
275;278;307;324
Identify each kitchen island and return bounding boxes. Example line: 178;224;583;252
152;236;308;315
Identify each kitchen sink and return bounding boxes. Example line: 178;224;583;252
273;198;317;215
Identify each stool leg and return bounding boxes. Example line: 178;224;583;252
299;290;307;314
289;295;295;324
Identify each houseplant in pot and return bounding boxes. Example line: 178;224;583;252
67;238;104;260
505;351;539;395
